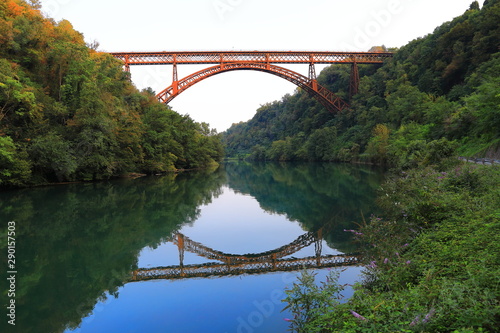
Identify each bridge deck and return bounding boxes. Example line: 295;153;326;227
130;254;359;281
110;51;393;66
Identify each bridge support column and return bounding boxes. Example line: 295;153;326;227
309;62;317;81
172;62;179;95
309;62;318;92
349;62;359;100
315;229;323;266
177;233;185;269
124;55;131;73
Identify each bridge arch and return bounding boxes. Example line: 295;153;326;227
173;230;321;264
156;62;349;112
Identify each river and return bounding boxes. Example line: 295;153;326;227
0;162;384;333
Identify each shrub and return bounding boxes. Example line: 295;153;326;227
283;163;500;332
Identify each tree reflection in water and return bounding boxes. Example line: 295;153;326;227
0;162;383;333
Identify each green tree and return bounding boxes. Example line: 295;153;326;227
0;135;31;186
0;58;37;124
28;132;76;182
365;124;390;164
305;126;337;161
386;82;431;126
464;69;500;141
469;1;480;10
267;139;289;161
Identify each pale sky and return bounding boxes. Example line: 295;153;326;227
39;0;484;132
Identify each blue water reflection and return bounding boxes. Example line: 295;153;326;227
0;162;383;333
69;185;364;333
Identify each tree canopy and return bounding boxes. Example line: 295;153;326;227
0;0;224;188
223;0;500;167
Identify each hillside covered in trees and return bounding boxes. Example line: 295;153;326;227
0;0;224;188
223;0;499;167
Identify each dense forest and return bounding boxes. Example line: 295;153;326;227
223;0;499;168
272;1;500;332
0;0;224;188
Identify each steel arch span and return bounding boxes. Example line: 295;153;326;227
157;62;349;112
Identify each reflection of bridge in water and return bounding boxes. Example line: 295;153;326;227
130;229;359;282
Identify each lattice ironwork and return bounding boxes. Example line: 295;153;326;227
110;51;393;66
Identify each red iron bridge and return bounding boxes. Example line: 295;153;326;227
110;51;393;112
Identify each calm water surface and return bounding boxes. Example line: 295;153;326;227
0;162;384;333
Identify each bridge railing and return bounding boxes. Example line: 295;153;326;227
110;51;393;66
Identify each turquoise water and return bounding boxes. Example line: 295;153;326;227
0;162;384;333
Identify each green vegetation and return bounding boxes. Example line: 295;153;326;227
283;162;500;332
277;1;500;332
0;0;223;188
283;269;346;333
223;0;500;165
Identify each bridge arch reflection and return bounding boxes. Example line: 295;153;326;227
130;229;359;282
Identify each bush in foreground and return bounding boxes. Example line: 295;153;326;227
283;163;500;332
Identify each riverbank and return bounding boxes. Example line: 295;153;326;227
283;160;500;332
0;161;222;190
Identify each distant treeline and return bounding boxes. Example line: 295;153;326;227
0;0;224;188
223;0;500;168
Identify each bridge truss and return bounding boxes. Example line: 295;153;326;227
110;51;392;112
130;255;359;281
129;230;360;282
